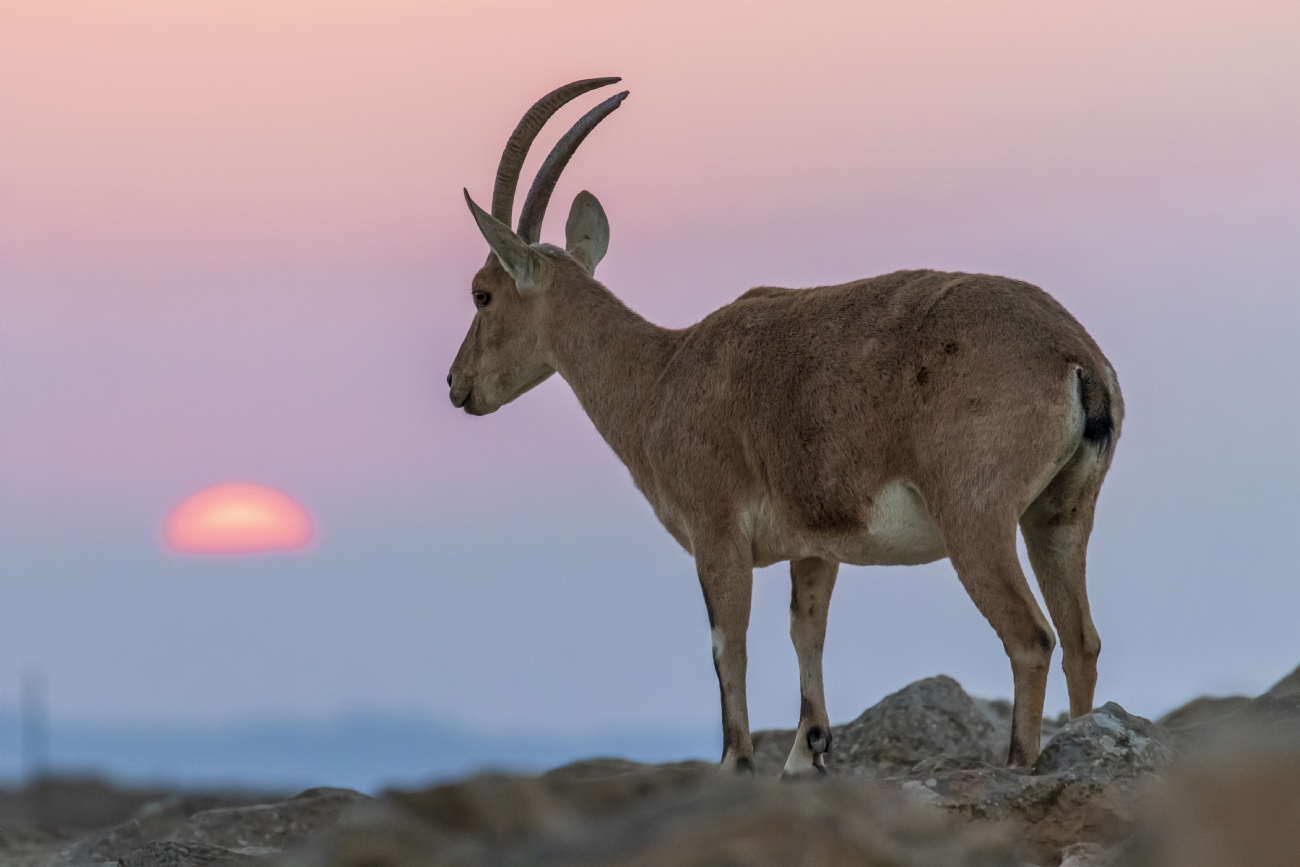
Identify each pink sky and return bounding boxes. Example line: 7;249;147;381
4;0;1296;506
2;2;1299;742
6;1;1296;311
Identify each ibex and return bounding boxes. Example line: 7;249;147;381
447;78;1123;775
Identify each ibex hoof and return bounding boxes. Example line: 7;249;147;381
806;725;831;755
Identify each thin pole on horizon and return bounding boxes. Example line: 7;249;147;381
21;668;51;782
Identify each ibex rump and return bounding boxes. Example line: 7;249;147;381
447;79;1123;774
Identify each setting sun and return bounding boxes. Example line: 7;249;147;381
164;483;314;555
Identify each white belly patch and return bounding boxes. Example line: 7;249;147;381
745;480;947;567
854;480;946;566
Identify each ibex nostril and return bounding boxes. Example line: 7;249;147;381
446;373;453;387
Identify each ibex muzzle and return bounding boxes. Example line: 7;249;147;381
447;79;1123;774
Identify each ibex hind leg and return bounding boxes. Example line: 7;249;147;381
1020;448;1107;719
782;557;838;778
942;512;1056;768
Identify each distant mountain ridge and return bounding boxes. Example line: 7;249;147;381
0;713;718;793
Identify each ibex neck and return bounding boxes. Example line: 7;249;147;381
543;278;678;464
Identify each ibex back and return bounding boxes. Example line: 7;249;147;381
447;79;1123;774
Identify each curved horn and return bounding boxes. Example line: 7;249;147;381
491;78;621;225
516;90;629;244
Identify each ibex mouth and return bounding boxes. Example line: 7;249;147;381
455;388;497;416
464;395;498;417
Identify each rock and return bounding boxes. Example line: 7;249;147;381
1040;711;1072;746
1234;691;1300;732
377;759;718;848
381;773;561;848
1059;841;1121;866
878;704;1169;864
22;674;1300;867
887;761;1134;865
535;777;1018;867
973;697;1068;753
60;794;281;865
1153;672;1300;751
1122;730;1300;867
753;676;1003;777
835;676;1003;777
118;840;263;867
749;726;800;775
539;757;660;781
538;758;718;819
0;777;167;837
1032;703;1173;784
60;819;150;865
170;788;373;853
972;697;1013;752
54;789;376;867
288;764;1023;867
1155;695;1251;730
274;802;450;867
1261;662;1300;699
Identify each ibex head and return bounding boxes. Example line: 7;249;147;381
448;79;627;415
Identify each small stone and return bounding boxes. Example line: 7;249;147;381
751;675;1001;778
1032;703;1173;784
1059;840;1119;866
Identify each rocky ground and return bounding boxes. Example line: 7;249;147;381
3;665;1297;867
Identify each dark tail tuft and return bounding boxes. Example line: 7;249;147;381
1077;368;1114;450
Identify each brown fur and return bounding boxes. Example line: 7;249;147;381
450;206;1122;774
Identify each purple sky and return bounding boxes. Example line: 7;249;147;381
2;1;1298;742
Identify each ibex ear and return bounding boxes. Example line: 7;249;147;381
565;191;609;275
464;189;543;293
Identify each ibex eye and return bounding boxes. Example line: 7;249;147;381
473;291;491;308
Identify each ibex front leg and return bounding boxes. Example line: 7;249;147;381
695;537;755;773
783;557;837;777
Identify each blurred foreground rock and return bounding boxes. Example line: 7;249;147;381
0;778;171;842
283;762;1021;867
4;665;1298;867
0;786;359;867
1123;728;1300;867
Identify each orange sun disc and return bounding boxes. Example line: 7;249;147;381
164;483;314;555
